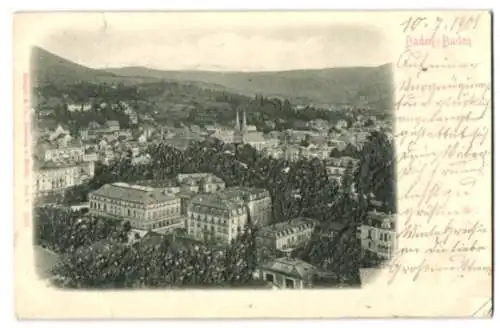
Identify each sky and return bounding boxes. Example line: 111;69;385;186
37;12;391;71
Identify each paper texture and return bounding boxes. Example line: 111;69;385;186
13;11;492;318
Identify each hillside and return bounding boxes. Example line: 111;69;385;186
31;46;393;113
30;47;160;87
105;64;394;112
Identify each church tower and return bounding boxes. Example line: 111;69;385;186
234;109;243;144
241;110;247;143
235;109;240;132
233;107;248;145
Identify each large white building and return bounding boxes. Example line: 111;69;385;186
34;161;95;197
218;187;272;227
79;121;121;141
187;193;248;245
89;182;183;231
360;210;396;259
212;128;236;144
135;173;225;195
38;141;86;163
186;186;272;245
256;217;318;253
325;156;360;184
176;173;226;193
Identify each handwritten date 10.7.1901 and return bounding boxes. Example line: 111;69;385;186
401;14;483;38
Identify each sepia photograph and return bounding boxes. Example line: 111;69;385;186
30;14;395;290
13;11;491;318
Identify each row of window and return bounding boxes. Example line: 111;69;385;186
36;177;77;191
275;232;311;249
132;218;178;230
366;241;392;255
90;201;180;219
91;195;179;209
193;231;229;243
90;197;144;209
189;215;230;225
367;229;393;242
188;222;242;234
189;208;245;216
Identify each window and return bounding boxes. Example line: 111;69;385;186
265;273;275;283
285;278;295;289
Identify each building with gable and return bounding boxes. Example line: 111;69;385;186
257;257;317;289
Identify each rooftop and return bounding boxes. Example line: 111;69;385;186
176;173;225;185
367;210;395;221
245;131;266;142
90;182;177;204
260;257;316;279
35;159;86;170
218;186;269;202
365;210;396;230
189;193;246;212
134;179;179;189
259;218;317;237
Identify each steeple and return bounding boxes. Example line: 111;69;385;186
242;110;247;132
235;109;241;131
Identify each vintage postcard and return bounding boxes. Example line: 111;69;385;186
13;11;492;318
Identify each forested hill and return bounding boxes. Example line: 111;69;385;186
105;64;394;112
30;46;161;88
30;47;250;117
31;46;393;114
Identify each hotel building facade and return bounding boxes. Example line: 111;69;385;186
359;210;396;259
89;182;183;230
218;187;272;227
256;217;318;253
187;193;248;245
34;161;95;197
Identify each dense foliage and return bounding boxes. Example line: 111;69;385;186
35;80;377;135
51;220;259;289
34;206;130;254
36;105;394;288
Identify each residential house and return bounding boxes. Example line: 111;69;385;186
360;210;396;260
258;257;317;289
256;218;318;253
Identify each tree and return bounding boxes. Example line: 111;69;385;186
300;134;312;147
354;130;396;213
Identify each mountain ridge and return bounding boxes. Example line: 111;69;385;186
31;46;160;87
31;46;393;112
105;64;393;109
